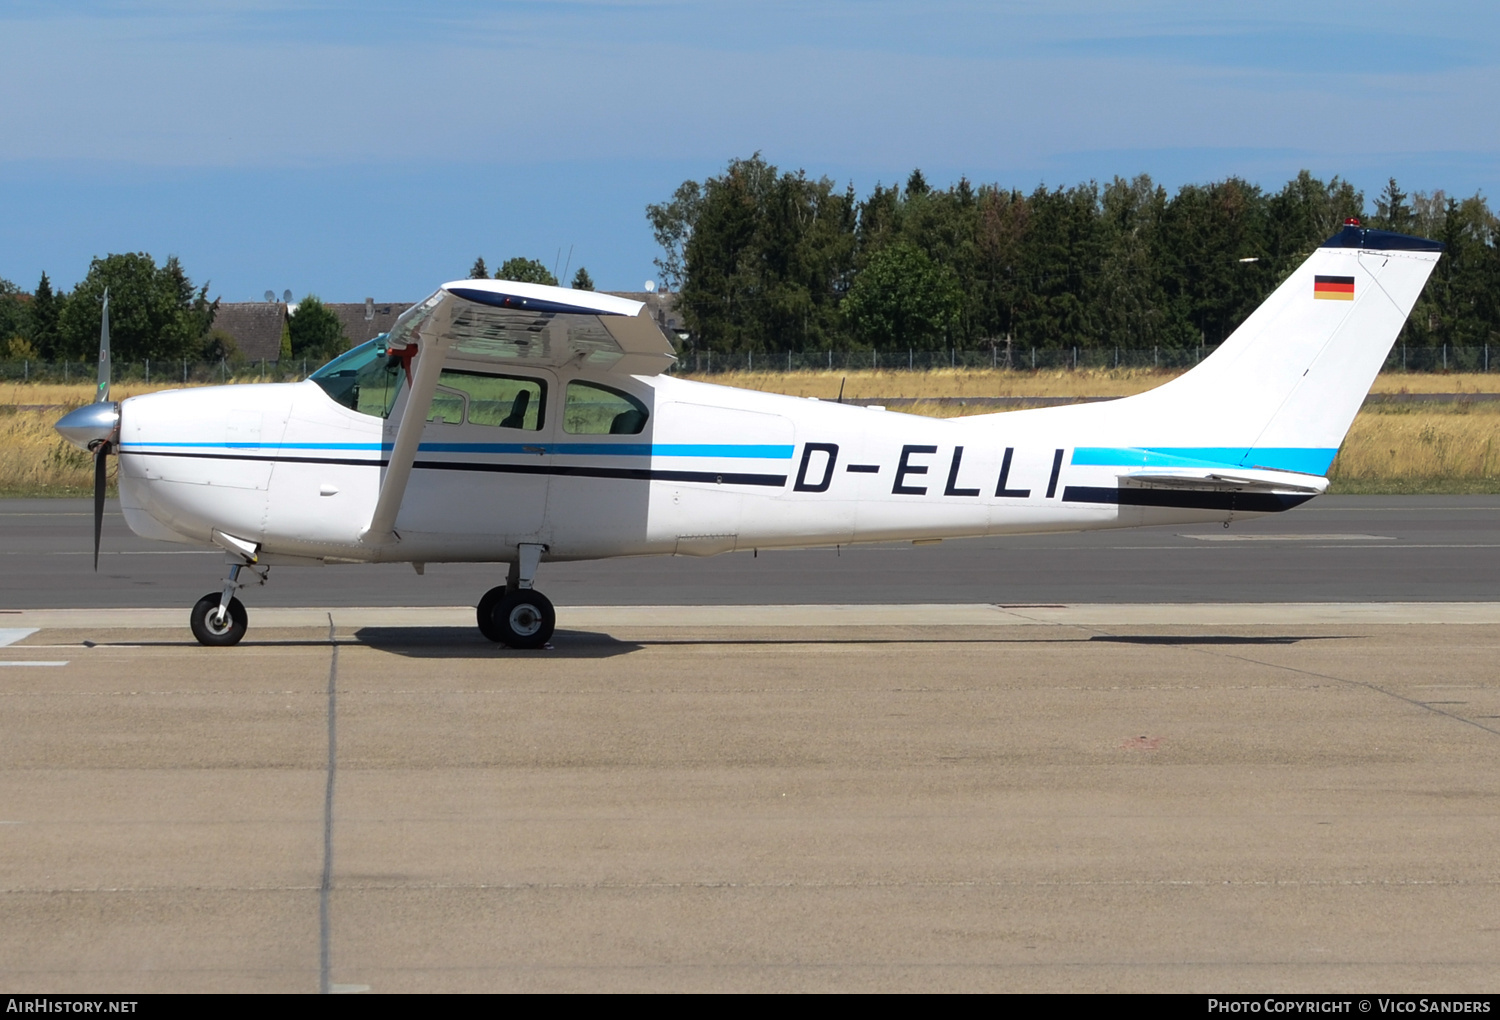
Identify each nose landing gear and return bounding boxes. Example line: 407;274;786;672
190;591;248;646
476;543;555;649
189;557;266;647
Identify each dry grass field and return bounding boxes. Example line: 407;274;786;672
0;405;95;496
681;367;1172;400
677;367;1500;400
1329;403;1500;493
0;382;196;497
0;380;203;408
4;373;1499;496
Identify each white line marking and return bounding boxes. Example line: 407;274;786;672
0;550;216;557
1180;533;1396;542
0;629;38;647
0;512;96;517
1105;542;1500;550
0;661;69;667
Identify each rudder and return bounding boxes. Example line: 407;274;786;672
1102;222;1442;476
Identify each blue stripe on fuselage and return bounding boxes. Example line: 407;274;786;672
1071;447;1336;475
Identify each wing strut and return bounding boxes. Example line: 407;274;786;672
361;330;453;545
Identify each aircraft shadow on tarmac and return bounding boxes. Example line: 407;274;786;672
351;626;641;658
85;632;1346;654
349;629;1105;654
1088;635;1349;646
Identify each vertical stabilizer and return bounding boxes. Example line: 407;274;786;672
1087;223;1442;476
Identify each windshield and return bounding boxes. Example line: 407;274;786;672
309;338;405;418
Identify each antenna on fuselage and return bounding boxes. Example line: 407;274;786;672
837;377;845;404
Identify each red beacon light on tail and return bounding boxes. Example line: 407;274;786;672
1345;217;1362;226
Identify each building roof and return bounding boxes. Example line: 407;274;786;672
211;303;286;362
327;300;411;348
210;299;415;362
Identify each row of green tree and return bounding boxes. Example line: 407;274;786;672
0;254;361;364
0;251;602;364
649;157;1500;353
8;171;1492;364
0;254;215;363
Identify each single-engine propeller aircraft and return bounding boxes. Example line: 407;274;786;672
57;221;1441;648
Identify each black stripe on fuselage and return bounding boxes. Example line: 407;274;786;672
120;449;787;487
122;449;381;468
412;459;786;487
1062;485;1314;513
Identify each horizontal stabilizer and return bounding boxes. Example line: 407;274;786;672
1119;467;1328;495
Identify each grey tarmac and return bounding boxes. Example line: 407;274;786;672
1;605;1498;992
3;494;1500;609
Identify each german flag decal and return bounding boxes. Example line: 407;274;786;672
1314;275;1355;301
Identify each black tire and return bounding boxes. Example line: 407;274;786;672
491;589;555;649
190;593;248;647
476;585;508;642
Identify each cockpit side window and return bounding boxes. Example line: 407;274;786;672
563;381;649;435
430;370;546;431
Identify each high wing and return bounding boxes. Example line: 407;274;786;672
384;279;678;376
362;280;679;544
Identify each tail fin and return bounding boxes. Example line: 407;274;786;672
1100;223;1441;476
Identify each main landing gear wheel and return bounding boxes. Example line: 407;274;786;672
190;593;248;647
489;589;555;649
476;585;508;643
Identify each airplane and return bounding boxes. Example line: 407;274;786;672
55;219;1441;648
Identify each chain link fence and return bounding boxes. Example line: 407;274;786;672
666;344;1496;375
0;358;314;385
1;344;1494;383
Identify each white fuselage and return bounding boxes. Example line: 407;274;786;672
115;364;1299;567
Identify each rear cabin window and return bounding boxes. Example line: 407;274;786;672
563;381;649;435
426;371;546;431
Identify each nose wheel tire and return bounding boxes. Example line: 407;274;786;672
476;585;508;643
190;593;248;647
488;589;555;649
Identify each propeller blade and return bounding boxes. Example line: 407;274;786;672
93;441;109;571
96;287;111;405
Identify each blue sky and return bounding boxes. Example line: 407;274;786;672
2;1;1497;300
